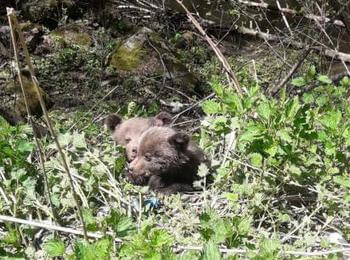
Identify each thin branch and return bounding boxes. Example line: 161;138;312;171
7;8;88;241
237;26;350;62
270;47;312;95
175;0;243;96
0;215;122;243
237;0;345;27
7;10;59;226
276;0;293;36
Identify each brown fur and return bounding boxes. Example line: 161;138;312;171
128;126;205;194
104;112;172;161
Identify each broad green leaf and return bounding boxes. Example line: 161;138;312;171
306;65;316;80
56;132;72;147
256;102;272;121
44;239;65;257
318;75;332;84
17;140;34;153
107;210;136;237
72;131;87;149
303;93;314;104
211;80;225;98
259;238;281;258
285;97;300;120
2;229;20;245
265;143;278;157
276;129;292;143
239;123;265;142
201;100;222;115
319;110;342;130
201;241;221;260
75;238;111;260
249;153;263;167
334;176;350;189
316;95;328;107
237;217;252;235
224;193;239;203
224;93;243;114
289;165;301;176
340;76;350;87
82;208;97;231
291;77;306;87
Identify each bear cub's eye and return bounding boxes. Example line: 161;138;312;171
144;153;152;162
125;138;131;143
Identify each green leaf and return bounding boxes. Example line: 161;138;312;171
291;77;306;87
258;238;281;259
201;100;222;115
201;241;221;260
82;208;97;231
249;153;263;167
334;176;350;189
306;65;316;80
72;131;87;149
318;75;332;84
256;102;272;121
224;92;243;114
107;210;136;237
211;80;225;98
303;93;314;104
340;76;350;87
2;229;20;245
17;140;34;153
44;239;65;257
285;96;300;120
289;165;301;176
75;238;111;260
319;110;342;130
239;123;266;142
276;129;292;143
57;132;73;147
224;193;239;203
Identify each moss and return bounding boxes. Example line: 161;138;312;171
109;44;145;71
52;31;91;47
52;24;92;48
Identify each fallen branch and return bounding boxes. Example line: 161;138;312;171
237;26;350;63
0;215;122;243
175;0;243;96
270;47;312;95
237;0;345;28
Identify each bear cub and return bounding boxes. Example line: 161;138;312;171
128;126;205;194
104;112;172;161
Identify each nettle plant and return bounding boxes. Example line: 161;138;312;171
201;68;350;195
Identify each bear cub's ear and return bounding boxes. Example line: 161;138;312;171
168;133;190;150
104;114;122;131
154;112;172;126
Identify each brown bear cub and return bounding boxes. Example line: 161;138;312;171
104;112;172;161
128;126;205;194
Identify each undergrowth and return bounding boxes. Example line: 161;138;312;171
0;66;350;259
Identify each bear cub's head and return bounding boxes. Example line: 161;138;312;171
104;112;172;161
128;126;203;194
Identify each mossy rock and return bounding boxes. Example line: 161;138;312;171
51;23;92;48
109;44;145;71
109;27;152;72
108;27;200;91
